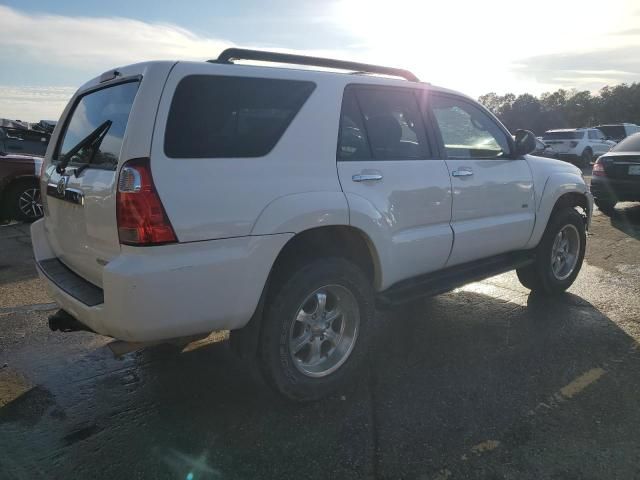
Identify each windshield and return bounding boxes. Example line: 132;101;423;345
55;81;139;169
542;131;584;140
612;132;640;152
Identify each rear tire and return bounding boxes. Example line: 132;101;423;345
516;207;586;294
6;180;43;222
259;257;374;402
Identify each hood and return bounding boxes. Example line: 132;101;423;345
526;154;583;176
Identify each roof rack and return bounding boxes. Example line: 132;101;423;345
209;48;420;82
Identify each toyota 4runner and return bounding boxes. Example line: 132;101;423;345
32;49;593;401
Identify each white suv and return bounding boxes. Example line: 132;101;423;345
542;128;615;167
32;49;593;400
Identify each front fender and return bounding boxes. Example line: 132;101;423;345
250;191;349;235
525;172;592;249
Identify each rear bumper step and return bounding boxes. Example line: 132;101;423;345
37;258;104;307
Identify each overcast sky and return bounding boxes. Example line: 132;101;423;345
1;0;639;121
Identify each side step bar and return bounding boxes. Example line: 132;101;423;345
377;250;535;307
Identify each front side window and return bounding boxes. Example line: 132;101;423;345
588;130;599;140
165;75;315;158
430;95;510;159
56;81;139;169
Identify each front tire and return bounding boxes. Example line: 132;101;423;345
259;257;374;402
516;207;586;294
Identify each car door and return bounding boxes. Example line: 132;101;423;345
428;93;535;267
337;85;453;289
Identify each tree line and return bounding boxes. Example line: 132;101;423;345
478;82;640;135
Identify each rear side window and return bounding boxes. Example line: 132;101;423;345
56;81;139;169
165;75;315;158
339;86;429;160
337;89;371;160
588;130;604;140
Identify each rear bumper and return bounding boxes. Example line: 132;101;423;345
31;219;291;342
590;177;640;202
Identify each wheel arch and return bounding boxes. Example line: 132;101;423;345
231;224;382;359
525;173;592;249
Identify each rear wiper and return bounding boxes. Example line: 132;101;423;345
56;120;112;175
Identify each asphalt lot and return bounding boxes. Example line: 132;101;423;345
1;189;640;479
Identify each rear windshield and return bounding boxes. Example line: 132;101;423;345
55;81;139;169
164;75;315;158
542;131;584;140
612;132;640;152
596;125;626;140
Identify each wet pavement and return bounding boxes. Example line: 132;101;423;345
1;200;640;479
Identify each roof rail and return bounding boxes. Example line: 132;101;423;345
209;48;420;82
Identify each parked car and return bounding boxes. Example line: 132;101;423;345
533;137;559;159
591;132;640;214
541;128;615;167
595;123;640;143
32;49;592;401
0;152;44;222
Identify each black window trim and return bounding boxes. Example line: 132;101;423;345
427;92;517;160
52;75;142;171
164;74;317;159
336;83;435;162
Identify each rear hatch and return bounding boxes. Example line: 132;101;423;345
541;131;584;153
42;78;141;287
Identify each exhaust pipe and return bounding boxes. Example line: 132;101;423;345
48;309;93;333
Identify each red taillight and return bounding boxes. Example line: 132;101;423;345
116;158;177;245
592;159;606;177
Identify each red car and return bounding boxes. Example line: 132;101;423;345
0;152;44;222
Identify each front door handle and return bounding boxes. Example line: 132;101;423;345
451;168;473;177
352;173;383;182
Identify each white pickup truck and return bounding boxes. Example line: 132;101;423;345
32;49;593;400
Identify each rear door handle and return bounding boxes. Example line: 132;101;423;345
352;173;383;182
451;168;473;177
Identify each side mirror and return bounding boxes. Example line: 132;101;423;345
514;129;537;156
